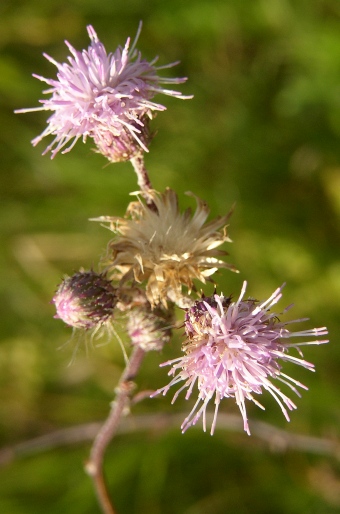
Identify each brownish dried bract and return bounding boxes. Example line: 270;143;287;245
96;188;237;308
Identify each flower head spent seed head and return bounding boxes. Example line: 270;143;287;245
15;23;192;162
53;270;117;330
95;188;237;308
153;282;328;435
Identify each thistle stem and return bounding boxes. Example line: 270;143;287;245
85;346;145;514
130;154;154;204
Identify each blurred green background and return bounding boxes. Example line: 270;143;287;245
1;0;340;513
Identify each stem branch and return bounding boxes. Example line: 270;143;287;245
85;346;145;514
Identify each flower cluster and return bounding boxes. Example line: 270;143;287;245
18;23;328;438
96;188;236;308
154;282;328;435
16;24;191;162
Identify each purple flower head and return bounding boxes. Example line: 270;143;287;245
53;270;117;330
154;282;328;435
16;23;192;162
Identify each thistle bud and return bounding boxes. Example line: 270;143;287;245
53;270;117;330
127;307;172;351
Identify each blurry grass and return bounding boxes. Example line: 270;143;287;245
1;0;340;513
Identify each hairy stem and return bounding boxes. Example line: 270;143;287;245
85;346;145;514
130;154;155;204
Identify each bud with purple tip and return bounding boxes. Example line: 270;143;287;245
53;270;117;330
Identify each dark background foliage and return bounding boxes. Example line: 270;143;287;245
1;0;340;512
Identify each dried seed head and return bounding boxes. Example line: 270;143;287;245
96;188;236;307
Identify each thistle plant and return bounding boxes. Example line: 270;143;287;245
17;24;328;514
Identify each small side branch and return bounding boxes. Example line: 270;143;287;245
1;413;338;467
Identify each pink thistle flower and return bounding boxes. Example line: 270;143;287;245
154;282;328;435
16;23;191;161
53;270;117;330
